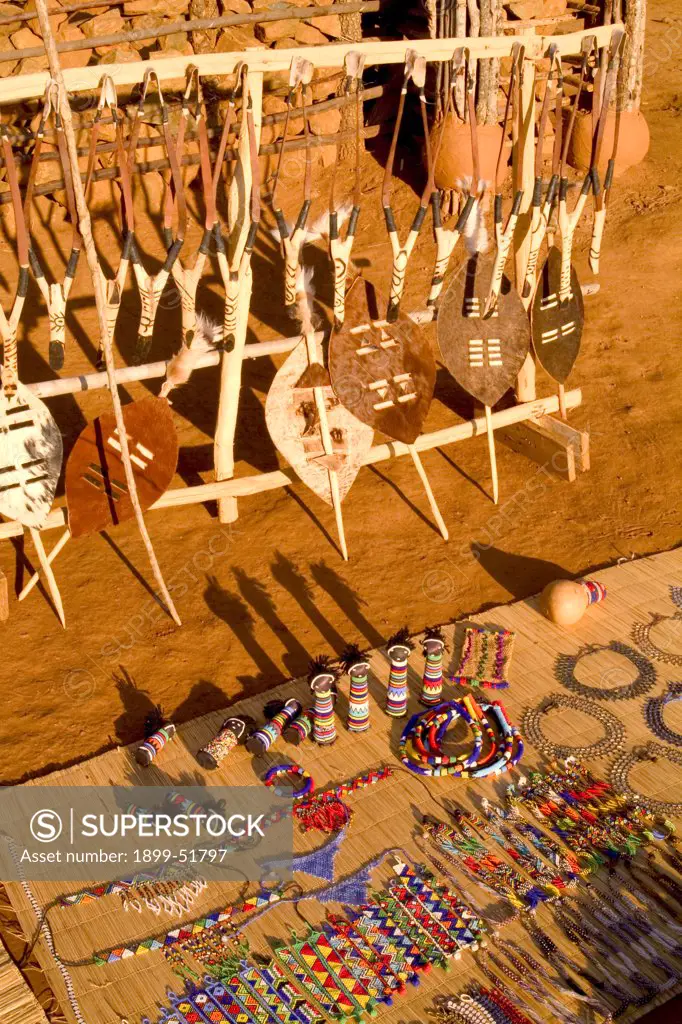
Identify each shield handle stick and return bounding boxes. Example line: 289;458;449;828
483;405;499;506
302;329;348;561
34;0;181;626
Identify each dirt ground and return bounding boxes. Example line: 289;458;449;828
0;4;680;785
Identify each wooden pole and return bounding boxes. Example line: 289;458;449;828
484;404;499;504
0;568;8;622
513;38;538;402
408;446;449;540
33;0;181;626
0;389;582;540
214;70;262;525
0;2;381;66
28;527;65;627
623;0;645;111
0;27;617;105
19;528;70;601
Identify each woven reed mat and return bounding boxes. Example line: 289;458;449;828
0;933;48;1024
3;548;682;1024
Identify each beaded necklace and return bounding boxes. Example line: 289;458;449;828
632;611;682;666
555;640;657;701
610;742;682;815
522;692;625;760
645;682;682;745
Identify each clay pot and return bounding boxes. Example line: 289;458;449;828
568;108;650;178
431;114;509;191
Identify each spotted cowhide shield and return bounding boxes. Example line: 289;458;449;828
438;253;530;407
265;339;373;506
328;278;435;446
0;379;63;528
65;397;178;539
531;246;584;383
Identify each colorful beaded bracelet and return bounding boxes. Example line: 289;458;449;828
263;763;315;800
399;701;483;777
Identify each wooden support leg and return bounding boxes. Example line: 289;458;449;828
19;529;70;601
408;445;449;541
0;569;8;622
28;527;66;627
497;414;590;483
484;404;500;505
328;469;349;561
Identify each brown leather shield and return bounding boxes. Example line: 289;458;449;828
0;381;63;528
437;253;530;407
531;246;584;383
329;278;436;446
65;397;178;539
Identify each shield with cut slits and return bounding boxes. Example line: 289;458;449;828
265;339;373;506
65;397;178;539
438;253;530;407
329;278;436;446
531;246;584;383
0;381;62;528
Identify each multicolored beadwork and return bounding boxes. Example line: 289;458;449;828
197;716;252;770
310;670;337;746
347;659;371;733
420;632;445;706
285;707;314;744
452;626;514;690
399;701;483;777
248;699;303;754
136;722;176;766
264;763;315;800
386;637;412;718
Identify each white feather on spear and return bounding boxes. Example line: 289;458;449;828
159;312;222;400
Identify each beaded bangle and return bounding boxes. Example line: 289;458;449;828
263;763;314;800
555;640;657;701
632;611;682;666
610;742;682;814
399;701;483;777
462;699;523;778
522;693;625;760
644;682;682;746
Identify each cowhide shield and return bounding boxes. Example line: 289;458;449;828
265;339;373;506
0;380;63;528
329;278;436;446
438;253;530;408
531;246;584;384
65;397;178;539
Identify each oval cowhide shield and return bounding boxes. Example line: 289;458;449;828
329;278;436;446
265;339;373;506
0;381;63;528
65;397;178;539
531;246;584;384
438;253;530;408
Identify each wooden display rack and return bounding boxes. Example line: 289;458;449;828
0;26;615;572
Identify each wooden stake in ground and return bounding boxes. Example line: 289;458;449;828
33;0;181;626
330;278;449;540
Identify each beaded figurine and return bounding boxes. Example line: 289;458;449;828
248;699;303;754
135;705;176;767
197;715;254;770
309;657;338;745
342;644;371;733
386;627;414;717
420;626;446;706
